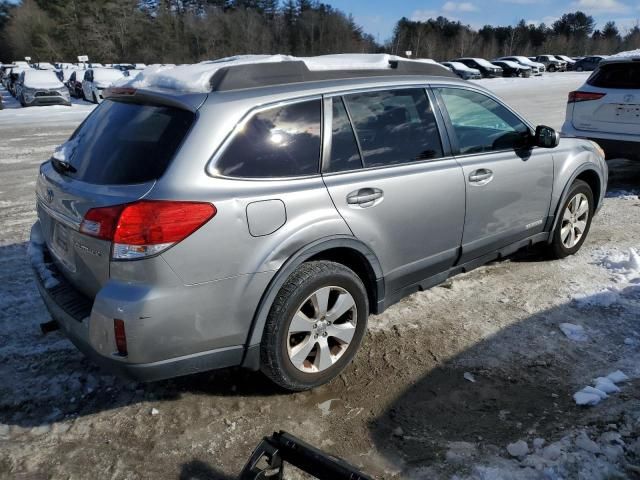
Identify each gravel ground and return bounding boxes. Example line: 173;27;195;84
0;73;639;480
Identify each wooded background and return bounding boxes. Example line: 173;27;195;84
0;0;638;64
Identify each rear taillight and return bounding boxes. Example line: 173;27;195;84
80;200;216;260
568;91;606;103
114;319;127;356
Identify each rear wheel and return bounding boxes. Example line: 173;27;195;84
549;180;594;259
549;65;556;72
261;261;368;391
576;66;584;72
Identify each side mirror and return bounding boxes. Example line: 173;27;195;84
534;125;560;148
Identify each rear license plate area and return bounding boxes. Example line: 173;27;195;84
51;222;76;273
615;104;640;122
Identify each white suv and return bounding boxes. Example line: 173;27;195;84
561;55;640;160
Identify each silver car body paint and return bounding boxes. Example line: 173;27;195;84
30;72;608;381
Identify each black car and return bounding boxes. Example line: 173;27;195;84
452;58;503;78
574;56;607;72
66;70;84;98
492;61;531;77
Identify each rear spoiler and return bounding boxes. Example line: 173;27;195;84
103;86;207;112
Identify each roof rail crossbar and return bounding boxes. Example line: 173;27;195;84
208;59;456;92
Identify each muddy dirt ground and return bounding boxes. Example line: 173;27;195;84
1;77;639;479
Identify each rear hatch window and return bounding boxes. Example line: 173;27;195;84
587;63;640;89
56;100;195;185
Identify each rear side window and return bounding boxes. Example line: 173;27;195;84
216;99;321;178
61;100;194;185
327;97;363;172
343;88;443;168
588;63;640;89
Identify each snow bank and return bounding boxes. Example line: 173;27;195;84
27;229;59;289
610;49;640;59
573;370;630;406
119;54;449;93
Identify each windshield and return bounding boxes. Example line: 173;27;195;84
23;70;62;88
53;100;195;185
93;69;125;83
474;58;495;68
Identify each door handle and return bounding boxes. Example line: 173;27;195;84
468;169;494;185
346;188;384;207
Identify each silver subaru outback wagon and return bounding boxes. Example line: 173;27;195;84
30;55;607;391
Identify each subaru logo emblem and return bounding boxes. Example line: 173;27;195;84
624;94;635;103
46;188;54;203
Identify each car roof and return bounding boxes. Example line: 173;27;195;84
117;54;456;95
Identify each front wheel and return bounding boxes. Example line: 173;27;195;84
261;261;369;391
549;180;594;259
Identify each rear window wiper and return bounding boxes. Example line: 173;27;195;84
51;157;77;174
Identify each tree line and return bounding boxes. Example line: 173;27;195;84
390;13;640;60
0;1;638;64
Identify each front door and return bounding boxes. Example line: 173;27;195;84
435;86;554;263
322;88;466;293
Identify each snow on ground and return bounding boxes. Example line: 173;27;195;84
0;71;639;479
0;86;95;127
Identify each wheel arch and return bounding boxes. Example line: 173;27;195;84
548;165;603;242
241;235;384;370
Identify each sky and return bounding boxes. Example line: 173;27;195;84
329;0;640;42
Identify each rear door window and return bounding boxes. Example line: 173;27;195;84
342;88;443;168
588;63;640;89
215;99;321;178
57;100;194;185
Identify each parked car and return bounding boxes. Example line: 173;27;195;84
441;61;482;80
30;55;607;391
81;68;127;103
66;70;85;98
7;66;28;96
452;58;502;77
0;63;16;84
534;55;566;72
496;56;545;76
554;55;576;70
561;55;640;160
35;62;56;71
492;60;532;77
17;69;71;107
573;56;607;72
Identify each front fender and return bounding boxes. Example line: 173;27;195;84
547;139;607;240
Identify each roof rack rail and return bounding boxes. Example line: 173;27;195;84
208;59;456;92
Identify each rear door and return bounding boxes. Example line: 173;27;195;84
322;87;466;293
36;98;197;298
571;61;640;136
435;86;554;263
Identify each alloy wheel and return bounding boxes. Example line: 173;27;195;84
560;193;589;249
286;286;357;373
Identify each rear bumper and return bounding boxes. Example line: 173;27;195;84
561;124;640;160
29;221;246;382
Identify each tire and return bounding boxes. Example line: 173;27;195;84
576;66;584;72
260;261;369;391
549;180;594;259
549;65;556;72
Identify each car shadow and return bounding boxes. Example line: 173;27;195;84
365;286;639;472
179;460;236;480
